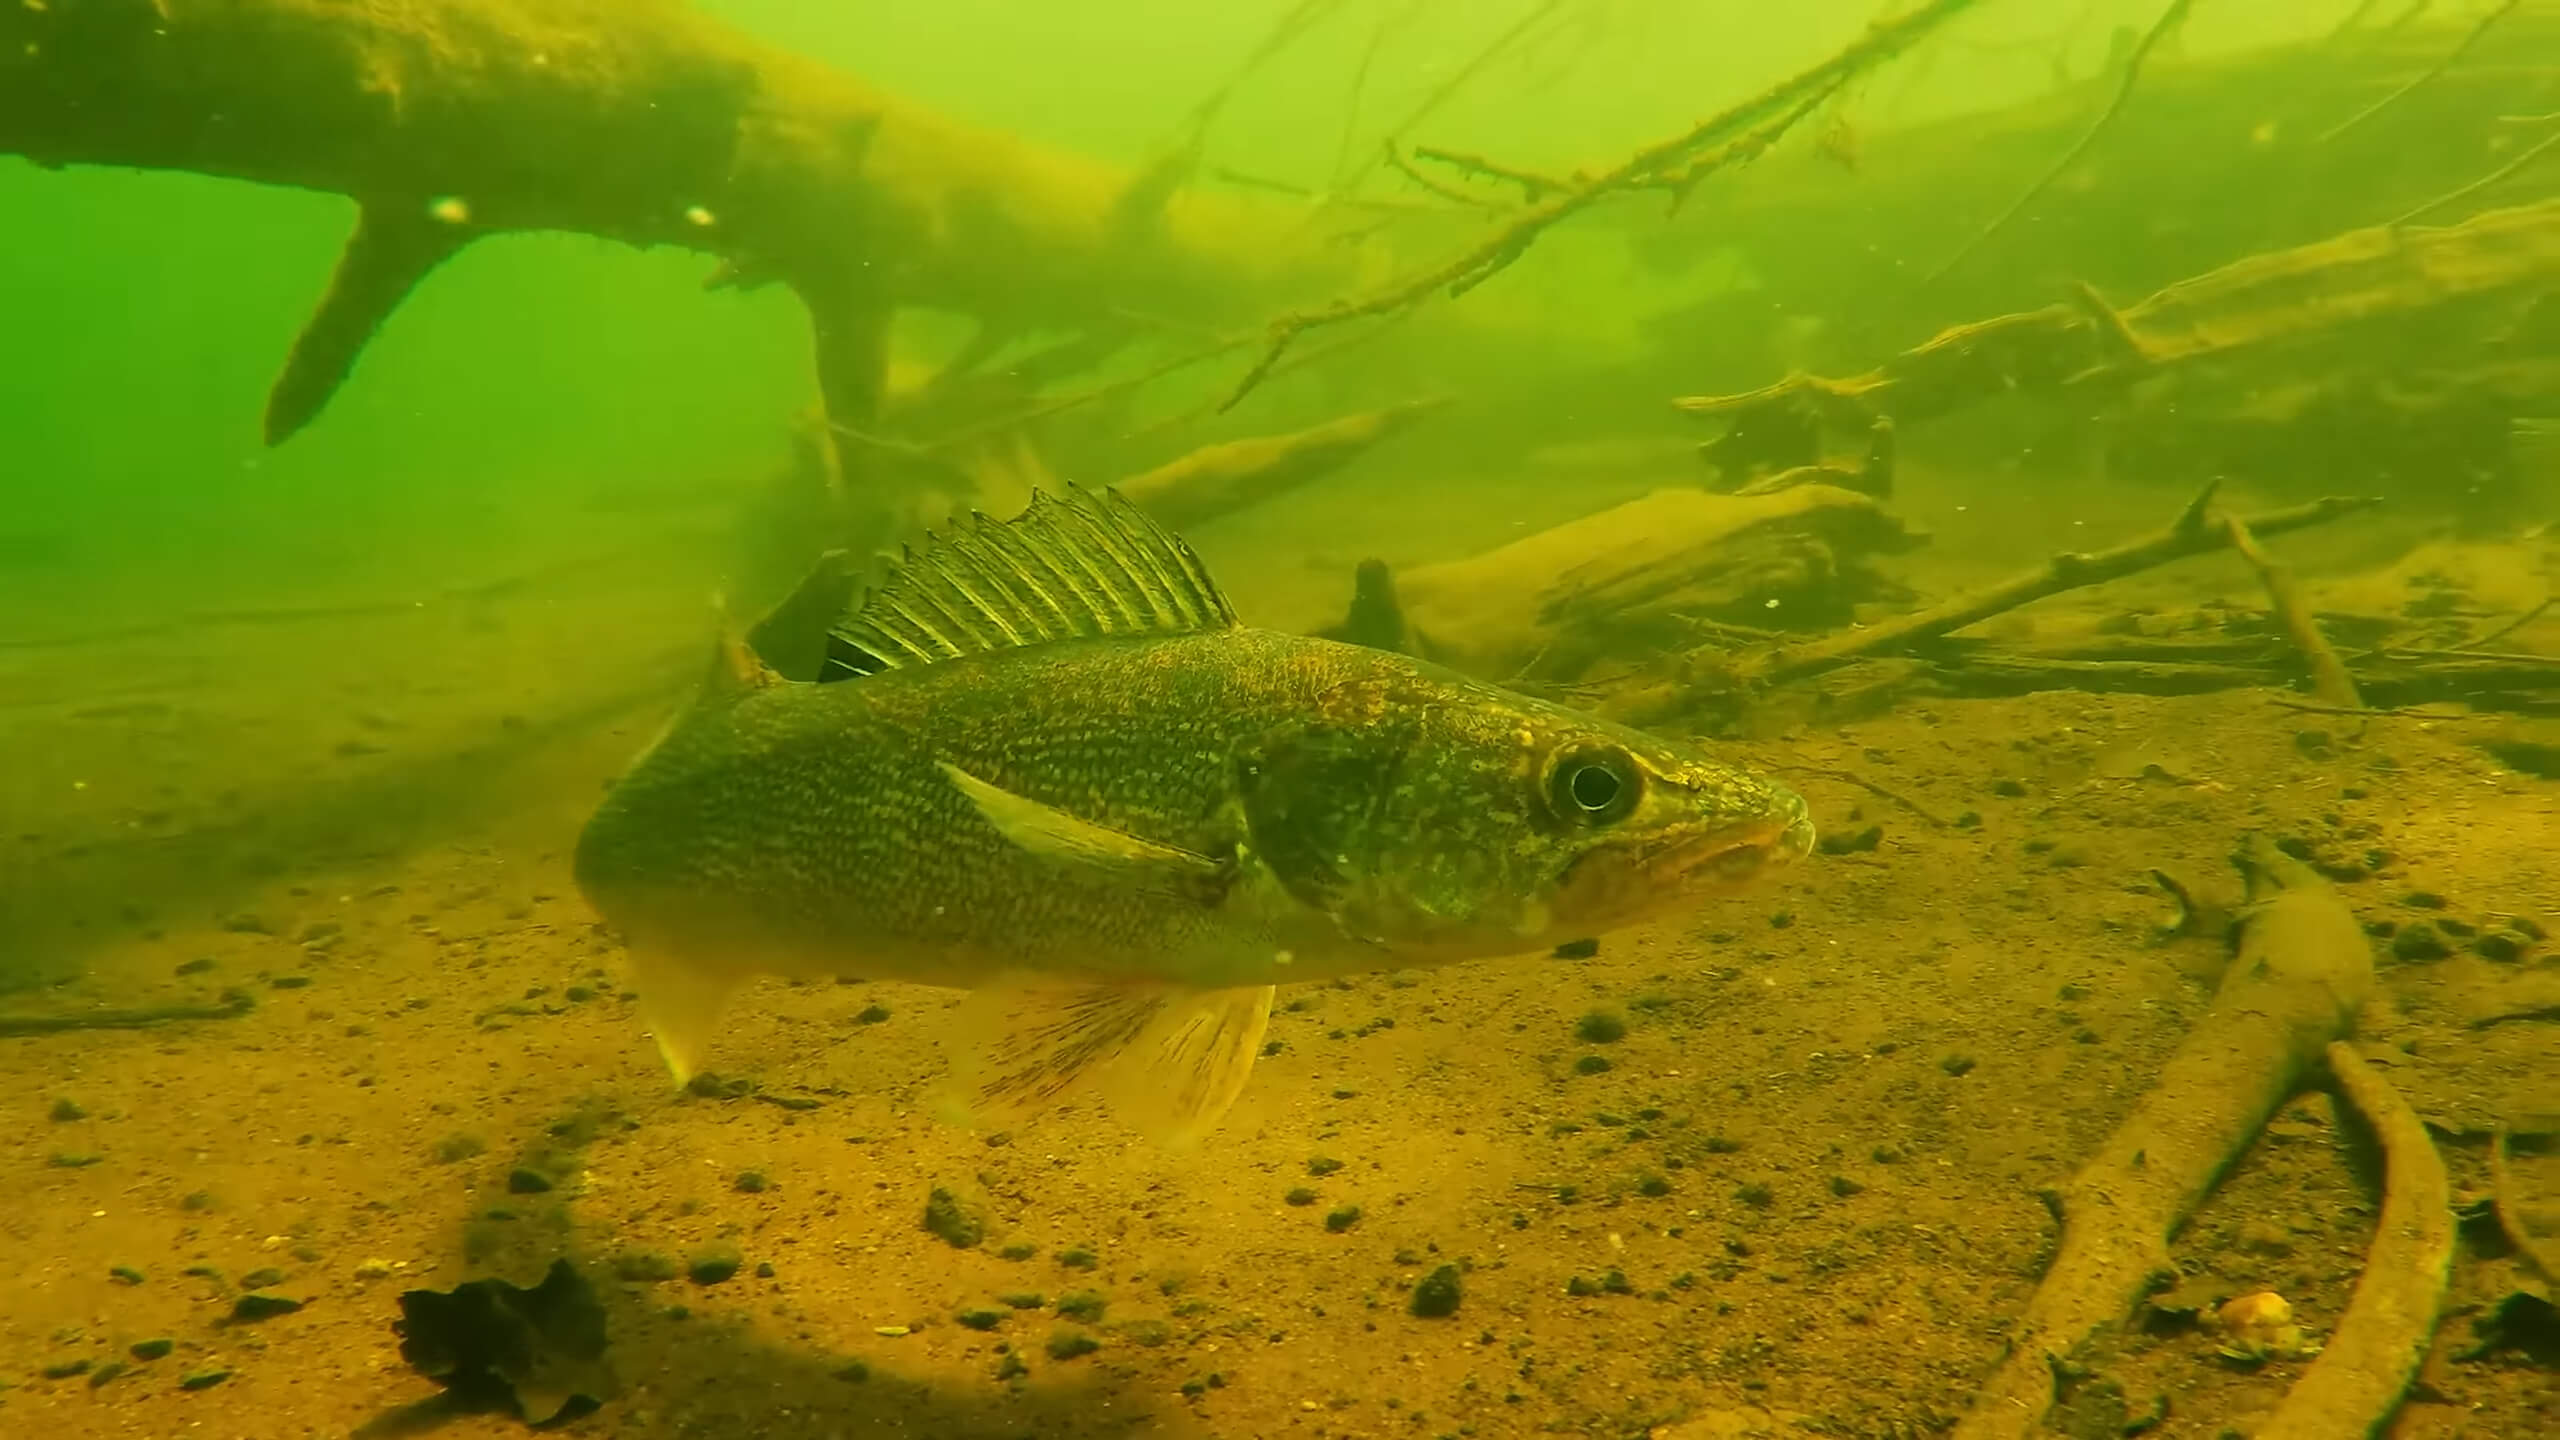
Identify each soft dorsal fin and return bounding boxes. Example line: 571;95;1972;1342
821;485;1236;681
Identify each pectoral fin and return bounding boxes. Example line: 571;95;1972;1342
937;975;1275;1147
625;945;747;1088
939;762;1231;902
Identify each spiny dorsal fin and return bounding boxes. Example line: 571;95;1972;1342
821;485;1236;681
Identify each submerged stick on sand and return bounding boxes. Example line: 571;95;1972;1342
1953;834;2372;1440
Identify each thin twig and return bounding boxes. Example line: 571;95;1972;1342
876;331;1265;455
2267;699;2486;719
2321;0;2521;144
1326;6;1395;193
1411;145;1576;201
1771;764;1954;827
2223;513;2364;708
2393;122;2560;226
1383;140;1508;207
0;989;255;1038
1379;0;1568;155
2468;596;2555;650
1918;0;2194;288
2326;0;2391;42
1219;0;1984;412
1738;485;2382;688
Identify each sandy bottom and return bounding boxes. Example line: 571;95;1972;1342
4;674;2555;1439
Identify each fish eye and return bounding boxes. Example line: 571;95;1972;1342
1546;746;1641;825
1570;765;1620;810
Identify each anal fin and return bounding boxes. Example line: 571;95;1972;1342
1098;983;1275;1149
938;975;1274;1147
625;945;746;1088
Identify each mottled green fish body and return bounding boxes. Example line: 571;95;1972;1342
574;487;1809;1142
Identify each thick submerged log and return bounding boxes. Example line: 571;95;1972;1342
0;0;1359;444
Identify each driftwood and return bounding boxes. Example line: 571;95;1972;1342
1117;398;1447;530
1711;483;2377;690
2224;513;2365;709
1674;199;2560;482
1953;836;2373;1440
0;0;1362;449
0;988;255;1038
1327;484;1923;684
2256;1039;2453;1440
1219;0;1989;410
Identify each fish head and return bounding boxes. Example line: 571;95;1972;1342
1240;671;1812;959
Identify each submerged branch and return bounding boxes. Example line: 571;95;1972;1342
2223;513;2364;709
2320;0;2523;144
1731;484;2382;688
0;0;1362;447
2394;121;2560;226
1918;0;2195;288
2255;1041;2452;1440
1219;0;1986;412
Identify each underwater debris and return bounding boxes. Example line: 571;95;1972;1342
922;1187;986;1249
394;1258;610;1426
1950;836;2371;1440
1119;399;1447;530
1409;1264;1464;1318
0;988;254;1038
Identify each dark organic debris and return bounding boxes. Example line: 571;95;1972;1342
1410;1263;1463;1318
395;1258;610;1426
2455;1290;2559;1366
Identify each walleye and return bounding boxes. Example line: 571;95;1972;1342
573;486;1812;1143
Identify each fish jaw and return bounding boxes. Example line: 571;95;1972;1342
1547;780;1812;930
1647;791;1816;891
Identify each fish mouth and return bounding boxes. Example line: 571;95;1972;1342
1650;796;1816;889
